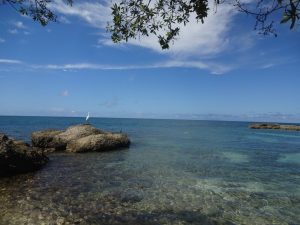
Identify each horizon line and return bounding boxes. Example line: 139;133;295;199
0;114;299;125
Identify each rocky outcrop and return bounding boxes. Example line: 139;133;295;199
31;129;63;151
32;124;130;153
249;123;300;131
0;134;49;176
66;133;130;153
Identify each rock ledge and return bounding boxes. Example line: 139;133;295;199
249;123;300;131
32;124;130;153
0;134;49;176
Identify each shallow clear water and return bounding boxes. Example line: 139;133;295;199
0;116;300;225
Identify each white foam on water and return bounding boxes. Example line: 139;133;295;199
223;151;249;163
278;153;300;165
194;178;265;194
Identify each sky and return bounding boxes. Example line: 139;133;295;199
0;0;299;122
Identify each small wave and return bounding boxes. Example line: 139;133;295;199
278;153;300;165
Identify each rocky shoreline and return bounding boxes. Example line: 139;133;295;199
249;123;300;131
0;134;48;176
0;124;130;176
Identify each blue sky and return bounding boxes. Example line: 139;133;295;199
0;1;299;122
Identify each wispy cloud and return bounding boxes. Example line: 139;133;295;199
60;90;69;97
240;112;300;123
59;16;71;24
99;97;119;108
50;0;256;72
126;3;236;57
8;29;18;34
50;0;111;28
0;57;231;74
9;21;30;35
161;60;233;74
0;59;23;64
159;112;300;123
32;60;232;74
0;38;5;43
52;0;238;57
13;21;26;29
261;63;275;69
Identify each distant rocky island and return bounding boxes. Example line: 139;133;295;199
0;124;130;176
249;123;300;131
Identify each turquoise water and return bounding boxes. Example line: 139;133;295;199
0;116;300;225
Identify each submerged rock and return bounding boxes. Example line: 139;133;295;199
249;123;300;131
0;133;49;176
121;189;144;203
32;124;130;153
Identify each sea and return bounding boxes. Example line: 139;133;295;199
0;116;299;225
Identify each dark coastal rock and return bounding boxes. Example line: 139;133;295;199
32;124;130;153
0;133;48;176
249;123;300;131
31;129;63;150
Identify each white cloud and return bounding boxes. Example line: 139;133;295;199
53;0;234;56
90;1;239;58
35;63;138;70
0;47;234;74
0;38;5;43
60;90;69;97
50;0;254;65
0;59;23;64
13;21;26;29
8;29;18;34
32;59;232;74
127;3;235;57
9;21;30;35
59;16;71;24
161;60;233;74
50;0;111;28
261;63;275;69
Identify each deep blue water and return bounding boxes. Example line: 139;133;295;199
0;116;300;225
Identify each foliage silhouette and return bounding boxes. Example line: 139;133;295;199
2;0;299;49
